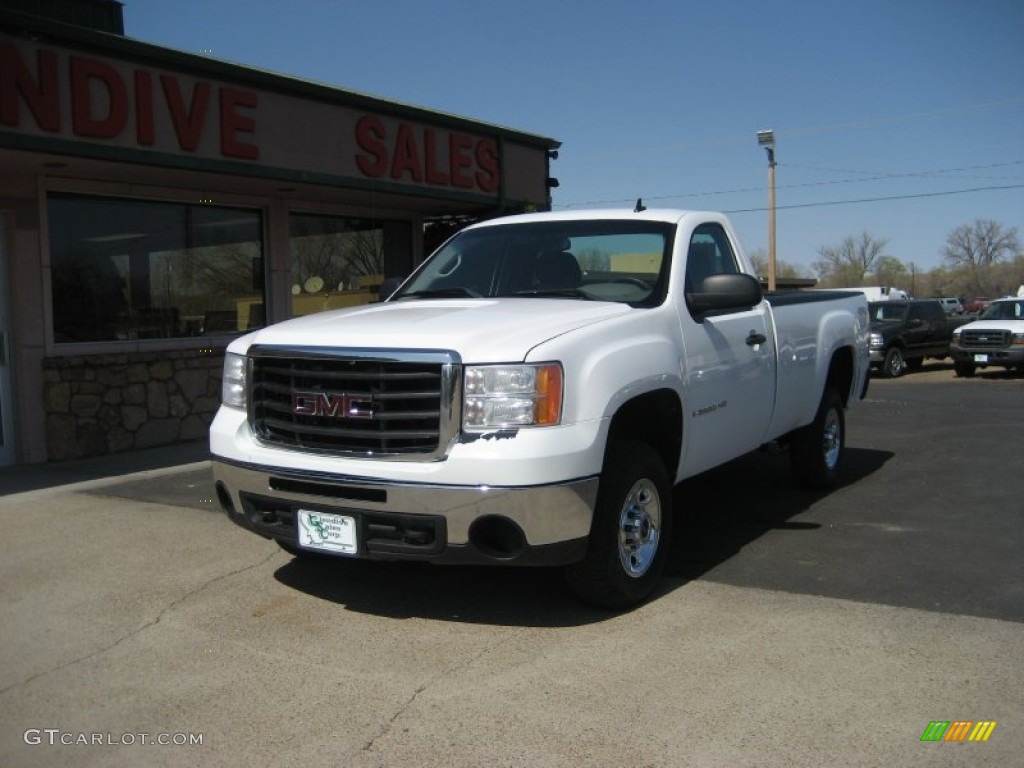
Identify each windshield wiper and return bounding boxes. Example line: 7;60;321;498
397;287;482;299
510;288;594;300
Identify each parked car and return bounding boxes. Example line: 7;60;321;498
950;297;1024;377
964;297;991;314
937;297;964;315
868;299;972;377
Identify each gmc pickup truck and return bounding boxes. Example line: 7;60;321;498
950;296;1024;377
211;209;870;608
867;299;971;378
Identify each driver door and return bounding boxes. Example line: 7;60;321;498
677;223;775;478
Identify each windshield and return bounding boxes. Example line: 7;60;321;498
980;300;1024;320
869;302;908;322
392;220;675;307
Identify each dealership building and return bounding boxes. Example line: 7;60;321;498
0;1;560;465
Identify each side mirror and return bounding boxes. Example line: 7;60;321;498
686;273;764;316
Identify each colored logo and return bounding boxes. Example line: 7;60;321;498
920;721;997;743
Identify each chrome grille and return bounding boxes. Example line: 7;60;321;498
960;329;1010;349
249;347;460;459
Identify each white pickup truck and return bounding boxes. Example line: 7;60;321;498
950;296;1024;376
211;209;870;607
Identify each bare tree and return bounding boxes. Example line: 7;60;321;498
942;219;1020;294
811;232;889;286
748;248;807;280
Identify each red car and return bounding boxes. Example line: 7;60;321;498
963;297;991;314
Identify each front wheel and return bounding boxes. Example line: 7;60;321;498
882;347;905;378
790;387;845;489
565;441;672;609
953;362;976;378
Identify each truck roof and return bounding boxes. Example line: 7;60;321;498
467;208;728;228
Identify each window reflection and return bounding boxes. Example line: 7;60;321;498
288;214;386;316
48;194;264;342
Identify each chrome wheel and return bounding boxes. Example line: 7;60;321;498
565;440;672;608
883;347;904;378
617;478;661;578
791;387;845;490
822;407;842;470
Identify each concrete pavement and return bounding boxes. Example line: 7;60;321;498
1;368;1022;766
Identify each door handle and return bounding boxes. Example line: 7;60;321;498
746;331;767;346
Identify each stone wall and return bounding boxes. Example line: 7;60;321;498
43;349;224;461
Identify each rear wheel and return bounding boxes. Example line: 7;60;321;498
791;387;845;489
565;441;672;609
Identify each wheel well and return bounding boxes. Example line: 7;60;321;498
606;389;682;477
828;346;855;407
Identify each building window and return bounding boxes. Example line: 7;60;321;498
288;214;387;317
48;193;265;343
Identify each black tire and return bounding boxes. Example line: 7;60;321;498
790;387;845;490
882;347;905;378
565;441;672;609
953;362;976;378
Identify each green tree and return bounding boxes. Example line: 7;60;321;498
870;256;908;289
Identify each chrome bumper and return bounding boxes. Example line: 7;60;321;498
213;459;597;566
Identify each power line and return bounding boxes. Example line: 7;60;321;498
568;97;1024;161
555;161;1024;209
783;160;1024;184
722;184;1024;214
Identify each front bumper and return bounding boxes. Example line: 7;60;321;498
213;459;596;566
950;344;1024;366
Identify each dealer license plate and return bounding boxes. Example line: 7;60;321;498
973;354;989;363
296;509;357;555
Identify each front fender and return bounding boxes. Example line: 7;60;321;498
527;307;684;431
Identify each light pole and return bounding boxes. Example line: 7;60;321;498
757;129;777;291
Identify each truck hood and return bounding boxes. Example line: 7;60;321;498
241;299;633;362
957;318;1024;331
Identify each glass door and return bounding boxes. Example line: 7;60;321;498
0;214;14;466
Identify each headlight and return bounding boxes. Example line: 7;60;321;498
463;363;563;429
869;333;883;347
1013;332;1024;346
221;352;248;410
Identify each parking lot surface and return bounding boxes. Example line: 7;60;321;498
1;363;1021;766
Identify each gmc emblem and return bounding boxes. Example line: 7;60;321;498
291;391;374;420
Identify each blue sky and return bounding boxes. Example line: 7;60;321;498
124;0;1024;274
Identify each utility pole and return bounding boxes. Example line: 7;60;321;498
757;130;777;291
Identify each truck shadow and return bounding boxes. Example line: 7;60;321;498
665;446;891;581
273;446;893;627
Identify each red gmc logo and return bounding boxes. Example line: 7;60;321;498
291;391;374;420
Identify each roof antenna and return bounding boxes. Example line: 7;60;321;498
634;198;646;212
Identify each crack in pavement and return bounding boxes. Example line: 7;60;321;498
0;549;282;698
357;629;523;756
